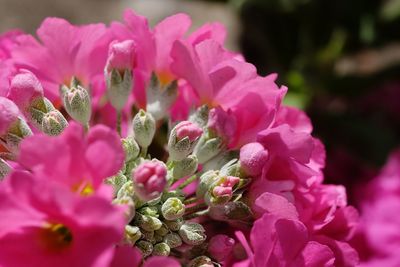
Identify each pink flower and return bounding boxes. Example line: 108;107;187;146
106;40;136;72
11;17;110;102
110;246;142;267
0;171;125;267
0;96;19;135
240;142;269;177
8;70;44;111
208;234;235;262
0;29;23;60
132;160;167;201
18;122;124;195
212;176;240;200
175;121;203;141
207;106;237;143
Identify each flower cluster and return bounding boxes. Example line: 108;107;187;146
0;9;359;267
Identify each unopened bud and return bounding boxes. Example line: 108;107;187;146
189;105;209;128
117;180;134;199
41;110;68;136
142;230;155;242
193;133;223;164
206;176;240;206
105;40;136;111
112;196;136;222
132;110;155;148
188;256;214;267
123;225;141;245
239;142;269;177
152;242;170;256
197;170;219;199
168;121;203;161
146;73;177;120
60;79;91;125
165;219;183;231
179;222;206;245
155;225;169;237
164;233;182;248
0;97;20;136
106;172;128;196
161;197;185;220
172;155;198;180
121;137;140;162
138;206;159;218
0;158;11;180
136;240;153;257
135;213;162;231
208;234;235;261
132;160;167;201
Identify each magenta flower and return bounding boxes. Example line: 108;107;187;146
0;171;125;267
0;96;19;135
18;122;124;195
0;29;23;60
208;234;235;262
106;40;136;73
132;160;167;201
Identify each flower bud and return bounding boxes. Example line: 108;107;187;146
189;105;209;128
0;97;19;136
164;233;182;248
106;171;128;196
41;110;68;136
135;213;162;231
188;256;214;267
132;110;155;148
105;40;136;111
165;219;183;231
197;170;219;199
161;197;185;220
136;240;153;257
146;73;178;120
152;242;170;256
206;176;240;206
132;160;167;201
207;107;237;145
168;121;203;161
117;180;134;199
0;158;11;180
112;196;136;222
142;230;155;242
8;70;44;111
138;206;159;218
208;234;235;262
123;225;141;245
155;225;169;237
121;137;140;162
193;133;223;164
239;142;269;177
178;222;206;246
172;155;198;180
60;80;91;125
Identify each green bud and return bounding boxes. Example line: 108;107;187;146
172;155;198;180
196;170;219;198
106;68;133;111
106;172;128;197
194;134;223;164
117;180;134;199
60;82;91;125
155;225;169;237
123;225;141;245
112;196;135;222
165;219;183;231
188;256;214;267
135;213;162;231
121;137;140;162
154;233;164;243
141;229;155;242
41;110;68;136
138;206;159;217
161;197;185;220
136;240;153;257
2;118;32;155
179;222;206;246
164;233;182;248
132;110;155;148
146;73;178;120
28;98;55;129
0;158;11;180
152;242;170;256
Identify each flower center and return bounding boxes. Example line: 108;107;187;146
72;181;95;196
40;223;73;251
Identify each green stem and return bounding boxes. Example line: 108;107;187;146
184;208;209;220
183;197;198;205
116;111;122;136
177;174;197;190
140;147;148;158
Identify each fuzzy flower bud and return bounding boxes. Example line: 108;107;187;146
193;133;223;164
132;110;156;148
123;225;141;245
165;219;183;231
152;242;170;256
0;97;19;136
132;160;167;201
0;158;11;180
41;110;68;136
106;172;128;197
137;240;153;257
179;222;206;246
121;137;140;162
136;213;162;232
206;176;240;206
105;40;136;111
188;256;214;267
168;121;203;161
112;196;136;222
60;79;91;125
208;234;235;262
172;155;198;180
239;142;269;177
164;233;182;248
197;170;219;199
146;73;178;120
161;197;185;220
189;105;209;128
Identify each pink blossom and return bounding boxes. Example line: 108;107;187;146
208;234;235;262
18;122;124;195
175;121;203;141
0;171;125;267
11;17;110;102
110;246;142;267
132;160;167;201
212;176;240;199
0;29;23;60
106;40;136;72
240;142;269;177
0;96;19;135
208;106;237;143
